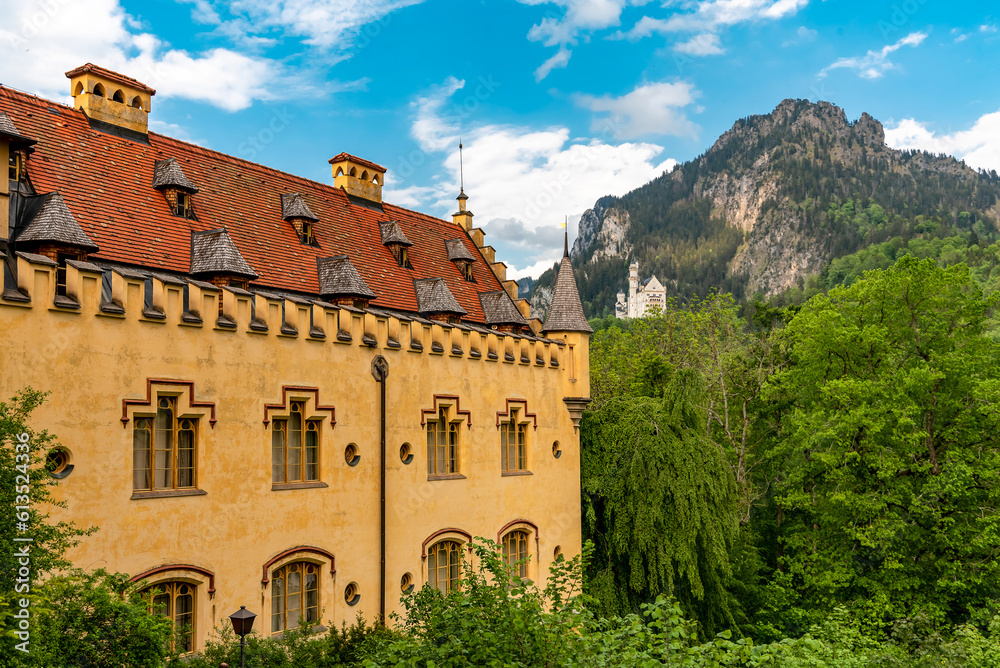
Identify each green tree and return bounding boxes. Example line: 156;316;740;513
764;256;1000;629
582;369;740;633
1;389;94;662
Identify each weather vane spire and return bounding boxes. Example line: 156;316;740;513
459;139;465;195
562;215;569;258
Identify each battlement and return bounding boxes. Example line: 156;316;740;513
1;252;569;371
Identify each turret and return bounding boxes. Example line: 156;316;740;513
542;228;592;428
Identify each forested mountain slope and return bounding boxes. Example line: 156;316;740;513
530;99;1000;317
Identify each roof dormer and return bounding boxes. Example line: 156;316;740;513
66;63;155;137
379;220;413;268
153;158;198;219
280;193;319;245
414;277;467;322
190;228;257;285
317;255;377;307
445;238;476;281
329;153;386;204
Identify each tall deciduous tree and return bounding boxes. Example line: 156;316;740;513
765;256;1000;628
581;369;739;634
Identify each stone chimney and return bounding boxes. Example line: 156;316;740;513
66;64;155;136
329;153;386;204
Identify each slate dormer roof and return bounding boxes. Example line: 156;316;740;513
317;255;377;299
379;220;412;247
445;238;475;262
153;158;198;192
280;193;319;221
190;229;257;278
0;112;35;148
542;256;593;334
479;290;528;326
415;278;467;315
16;193;98;251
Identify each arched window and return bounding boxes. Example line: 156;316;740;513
142;581;195;653
73;81;84;96
502;530;531;578
336;167;344;177
271;401;320;483
372;174;380;185
133;396;196;491
361;170;369;181
112;89;125;103
427;540;462;594
500;408;529;473
426;406;459;476
349;167;357;177
93;83;105;97
131;95;143;109
271;561;319;633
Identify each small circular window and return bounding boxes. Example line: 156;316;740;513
552;441;562;459
400;443;413;465
46;447;73;479
345;582;360;605
401;572;413;593
345;443;360;467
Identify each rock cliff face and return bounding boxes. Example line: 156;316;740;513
539;97;998;312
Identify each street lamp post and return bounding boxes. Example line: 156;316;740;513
228;606;256;668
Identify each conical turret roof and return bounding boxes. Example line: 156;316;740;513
542;233;592;334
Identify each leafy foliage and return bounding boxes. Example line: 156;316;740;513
763;257;1000;630
581;376;739;633
183;616;391;668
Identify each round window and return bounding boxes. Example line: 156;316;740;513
345;443;360;467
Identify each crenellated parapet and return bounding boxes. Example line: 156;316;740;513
1;252;568;371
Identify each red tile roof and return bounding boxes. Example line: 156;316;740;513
0;86;504;322
328;152;386;173
64;63;157;94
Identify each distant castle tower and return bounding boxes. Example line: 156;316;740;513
617;261;666;318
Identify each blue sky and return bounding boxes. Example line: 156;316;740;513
2;0;999;278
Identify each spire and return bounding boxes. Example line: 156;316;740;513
542;246;592;334
563;215;569;258
459;139;465;195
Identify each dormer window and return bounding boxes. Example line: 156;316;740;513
300;220;315;245
153;158;199;220
379;220;413;269
175;191;195;219
445;239;477;282
391;245;411;269
280;193;320;247
8;151;19;181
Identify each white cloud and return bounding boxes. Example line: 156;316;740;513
982;24;998;33
202;0;425;49
399;78;678;276
623;0;808;36
518;0;653;79
819;31;927;79
616;0;808;57
783;25;817;46
0;0;282;111
535;48;573;82
575;81;700;139
885;111;1000;173
674;33;724;55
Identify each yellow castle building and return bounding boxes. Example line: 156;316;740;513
0;64;592;653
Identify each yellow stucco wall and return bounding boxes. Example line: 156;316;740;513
0;256;587;650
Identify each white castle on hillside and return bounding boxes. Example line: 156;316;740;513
615;262;666;318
